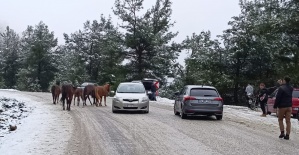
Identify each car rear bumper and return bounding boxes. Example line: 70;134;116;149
183;106;223;115
112;101;149;111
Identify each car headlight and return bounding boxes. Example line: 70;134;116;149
142;97;149;102
113;97;121;102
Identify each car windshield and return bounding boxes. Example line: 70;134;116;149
190;88;219;97
293;90;299;98
117;84;145;93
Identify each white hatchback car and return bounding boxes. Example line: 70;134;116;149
112;82;149;113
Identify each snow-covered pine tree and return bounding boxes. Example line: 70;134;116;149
0;26;21;88
17;21;58;92
113;0;181;84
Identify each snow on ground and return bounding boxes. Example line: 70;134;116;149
225;105;299;133
155;97;299;133
0;90;74;155
152;96;174;106
0;89;19;92
0;97;33;135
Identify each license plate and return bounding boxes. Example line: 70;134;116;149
198;100;211;104
127;104;135;107
294;108;298;110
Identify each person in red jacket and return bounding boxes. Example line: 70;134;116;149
274;76;293;140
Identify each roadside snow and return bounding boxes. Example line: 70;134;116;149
152;96;174;106
0;89;19;92
0;90;74;155
225;105;299;133
0;97;33;135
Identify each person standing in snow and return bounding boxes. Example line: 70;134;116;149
151;82;157;101
273;76;293;140
258;83;268;117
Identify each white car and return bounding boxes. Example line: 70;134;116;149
112;82;149;113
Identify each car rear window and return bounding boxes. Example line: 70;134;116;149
190;88;219;97
293;91;299;98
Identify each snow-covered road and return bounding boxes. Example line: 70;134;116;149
0;91;299;155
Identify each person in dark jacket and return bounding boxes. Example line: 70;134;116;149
258;83;268;117
151;82;157;101
274;76;293;140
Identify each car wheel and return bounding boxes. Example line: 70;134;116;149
174;107;180;115
180;112;187;119
297;110;299;121
267;111;271;115
144;110;149;114
216;115;223;120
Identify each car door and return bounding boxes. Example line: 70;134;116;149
174;88;183;111
178;87;187;112
267;89;278;113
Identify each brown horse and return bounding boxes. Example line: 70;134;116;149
60;84;76;111
73;88;84;106
94;83;110;106
83;85;96;106
51;84;61;104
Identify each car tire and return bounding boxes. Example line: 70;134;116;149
216;115;223;120
267;111;271;115
181;112;187;119
174;107;180;115
144;110;149;114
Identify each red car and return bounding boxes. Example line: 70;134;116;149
267;88;299;118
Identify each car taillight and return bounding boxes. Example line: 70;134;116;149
214;97;223;101
184;96;196;101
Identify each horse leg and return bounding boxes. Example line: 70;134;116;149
82;95;86;106
52;94;55;104
54;94;57;104
73;96;76;106
99;96;102;106
87;95;92;105
67;97;70;111
55;95;58;104
77;97;80;106
104;96;107;106
62;99;65;110
57;94;60;104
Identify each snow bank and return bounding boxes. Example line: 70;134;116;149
0;89;19;92
152;97;174;106
0;97;33;135
0;90;73;155
224;105;299;132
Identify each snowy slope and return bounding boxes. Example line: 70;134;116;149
0;90;73;155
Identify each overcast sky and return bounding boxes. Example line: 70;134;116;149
0;0;240;65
